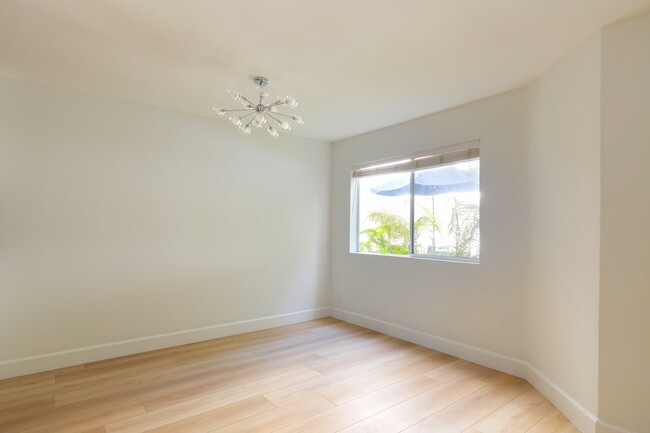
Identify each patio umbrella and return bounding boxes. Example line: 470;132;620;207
370;165;479;251
370;165;478;196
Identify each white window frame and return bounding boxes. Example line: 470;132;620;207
350;140;480;264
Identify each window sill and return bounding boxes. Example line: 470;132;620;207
349;251;479;265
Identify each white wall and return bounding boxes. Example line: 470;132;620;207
524;33;601;415
331;88;529;360
599;11;650;433
0;78;331;364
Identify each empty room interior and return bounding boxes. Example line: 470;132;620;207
1;1;649;433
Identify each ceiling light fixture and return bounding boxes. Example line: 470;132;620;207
212;76;303;137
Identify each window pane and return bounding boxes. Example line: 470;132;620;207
413;159;480;258
357;172;411;255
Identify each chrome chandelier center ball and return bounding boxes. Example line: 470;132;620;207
212;76;304;138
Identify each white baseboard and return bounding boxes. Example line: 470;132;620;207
521;362;598;433
331;307;524;375
331;307;603;433
0;307;331;380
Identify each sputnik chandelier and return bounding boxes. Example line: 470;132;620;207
212;76;303;137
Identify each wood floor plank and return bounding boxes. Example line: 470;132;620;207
401;374;531;433
320;353;450;405
0;395;56;430
245;330;380;366
226;352;326;378
55;359;180;385
308;339;426;375
337;375;489;433
105;368;321;433
210;395;334;433
81;427;107;433
313;332;388;359
174;328;367;369
19;403;145;433
0;376;55;396
272;374;442;433
338;375;489;433
55;364;233;407
472;388;555;433
0;364;84;393
138;362;320;412
262;347;440;407
0;392;54;413
525;409;581;433
143;396;275;433
425;359;499;383
0;319;581;433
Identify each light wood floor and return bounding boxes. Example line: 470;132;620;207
0;318;580;433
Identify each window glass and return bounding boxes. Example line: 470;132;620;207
357;172;411;255
413;160;480;258
351;150;479;262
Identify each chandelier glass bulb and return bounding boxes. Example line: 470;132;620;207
254;112;266;124
213;76;303;138
229;116;242;128
286;95;298;107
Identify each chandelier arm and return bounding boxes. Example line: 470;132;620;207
243;111;257;126
221;108;255;112
240;96;256;107
264;112;284;125
269;111;294;118
266;100;288;108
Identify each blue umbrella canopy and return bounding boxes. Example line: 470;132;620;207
370;165;478;196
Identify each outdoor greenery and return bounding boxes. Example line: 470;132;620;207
448;198;480;258
413;206;442;255
359;210;410;255
359;200;479;258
